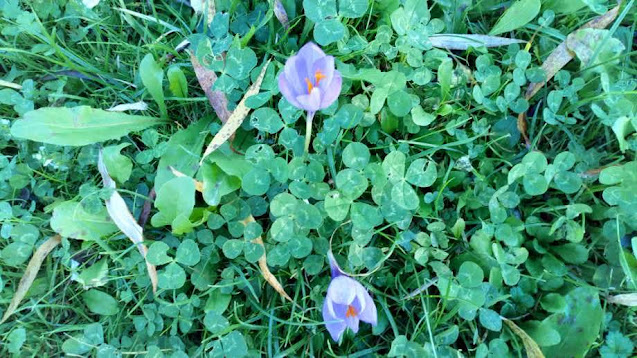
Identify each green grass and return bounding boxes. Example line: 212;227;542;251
1;0;636;357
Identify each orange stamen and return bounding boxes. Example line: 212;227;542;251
345;305;357;318
314;69;326;85
305;77;314;93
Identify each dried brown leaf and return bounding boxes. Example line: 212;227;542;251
503;318;546;358
1;235;62;324
200;60;271;165
241;215;293;302
524;4;620;99
274;0;289;29
98;150;158;293
189;52;231;122
607;293;637;307
517;112;531;147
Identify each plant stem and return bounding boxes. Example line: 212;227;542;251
304;111;315;154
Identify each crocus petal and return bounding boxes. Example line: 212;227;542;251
327;276;361;305
319;71;342;109
312;55;335;90
278;73;302;108
345;312;360;333
323;299;347;342
357;287;378;326
328;251;345;278
297;42;326;69
283;56;309;96
296;87;322;112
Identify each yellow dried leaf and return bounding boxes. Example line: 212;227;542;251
524;4;620;100
241;215;293;302
1;235;62;324
200;60;271;165
503;318;545;358
98;150;158;293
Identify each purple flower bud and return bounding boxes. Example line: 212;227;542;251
278;42;342;113
322;251;377;342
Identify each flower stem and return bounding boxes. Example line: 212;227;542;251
304;111;315;155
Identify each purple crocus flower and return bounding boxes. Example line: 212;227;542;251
322;251;377;342
278;42;342;153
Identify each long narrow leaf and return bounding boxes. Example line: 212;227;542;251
200;60;271;164
10;106;163;146
0;235;62;324
98;150;158;293
429;34;525;50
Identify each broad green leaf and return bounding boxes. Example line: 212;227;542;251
342;142;370;170
226;44;257;80
339;0;368;18
140;54;167;118
167;65;188;97
391;181;419;210
406;159;437;188
82;289;119;316
76;258;109;289
146;241;172;265
242;168;271;195
156;118;211;190
201;162;242;206
51;201;118;241
336;169;368;200
204;311;229;334
383;151;406;183
479;309;502;331
489;0;541;35
151;177;196;232
542;287;603;357
457;261;484;288
314;19;346;46
350;202;383;230
387;90;412;117
250;107;284;133
324;191;351;221
102;143;132;183
429;34;526;50
10;106;163;146
158;262;186;290
303;0;337;22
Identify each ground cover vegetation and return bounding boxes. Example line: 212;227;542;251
0;0;636;356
